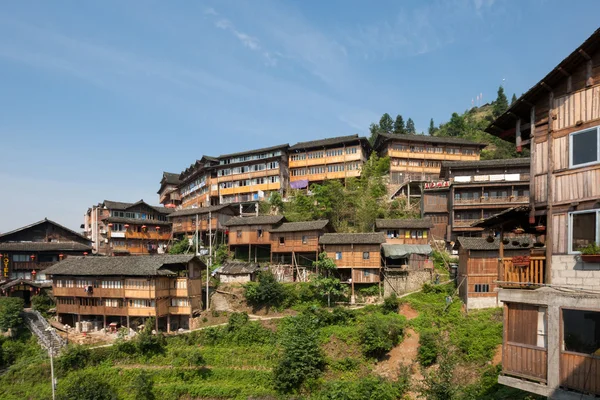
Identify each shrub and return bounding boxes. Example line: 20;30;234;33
31;293;54;316
359;313;405;358
57;345;91;374
243;270;286;308
358;284;380;297
0;297;23;331
132;370;155;400
382;293;399;314
273;314;325;393
56;369;117;400
419;346;456;400
418;330;439;367
316;374;409;400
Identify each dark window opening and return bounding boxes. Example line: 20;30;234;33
474;284;489;293
279;237;285;245
563;309;600;355
363;252;370;260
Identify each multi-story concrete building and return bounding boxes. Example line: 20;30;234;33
178;155;220;209
44;254;204;332
287;135;371;189
478;28;600;398
84;200;173;256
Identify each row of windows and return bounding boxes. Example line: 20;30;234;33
57;297;190;308
291;162;362;176
391;144;477;155
180;176;208;197
110;211;167;222
56;279;187;289
454;190;529;200
218;162;279;177
335;251;370;260
385;230;428;239
219;176;280;188
474;284;490;293
290;147;358;161
392;159;442;168
220;151;282;165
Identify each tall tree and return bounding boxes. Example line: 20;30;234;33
379;113;393;133
511;93;517;105
445;113;466;137
393;114;405;134
428;118;437;136
406;118;416;134
493;85;509;117
368;123;380;145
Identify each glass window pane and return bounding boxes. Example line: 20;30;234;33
572;129;598;166
572;212;597;252
563;309;600;354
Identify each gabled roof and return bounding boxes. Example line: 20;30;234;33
168;205;234;218
0;218;91;244
457;237;531;251
269;220;330;233
375;218;433;229
217;261;259;275
223;215;285;227
319;232;386;245
43;255;203;277
0;242;92;252
162;172;181;185
440;158;530;170
374;132;487;150
102;200;173;215
289;135;369;151
218;143;289;160
486;28;600;138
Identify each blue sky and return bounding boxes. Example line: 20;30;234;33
0;0;599;232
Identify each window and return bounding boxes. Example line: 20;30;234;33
335;252;342;260
363;252;370;260
279;236;285;245
563;309;600;355
474;284;489;293
302;235;308;244
568;209;600;253
236;230;242;238
570;126;600;168
387;230;398;238
507;304;547;348
257;229;263;238
12;254;30;262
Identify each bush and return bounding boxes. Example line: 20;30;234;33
31;293;54;316
316;374;409;400
382;293;400;314
418;330;439;367
359;313;405;358
57;345;91;374
0;297;23;331
419;345;456;400
132;370;155;400
56;369;117;400
358;284;380;297
273;314;325;393
243;270;286;308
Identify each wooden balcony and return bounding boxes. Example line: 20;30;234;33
454;196;530;205
388;149;479;161
503;342;547;383
289;153;363;168
169;306;191;315
170;287;189;297
499;257;546;288
560;352;600;395
127;308;157;317
453;219;480;227
220;182;280;196
172;219;218;234
289;169;361;183
124;232;171;241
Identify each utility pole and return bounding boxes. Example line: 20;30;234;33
207;211;212;310
45;327;56;400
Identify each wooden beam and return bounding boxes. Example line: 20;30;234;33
586;59;594;87
578;48;591;61
515;118;522;151
557;67;570;77
507;111;520;119
540;82;552;91
520;139;531;146
567;75;572;93
519;98;534;107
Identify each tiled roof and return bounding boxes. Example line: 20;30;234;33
218;143;289;159
441;158;530;169
375;132;487;147
102;200;173;215
223;215;285;227
375;218;433;229
217;261;259;275
168;205;233;218
457;237;532;251
269;220;329;233
319;232;386;245
289;135;369;151
0;218;91;244
0;242;92;252
162;172;181;185
43;255;202;277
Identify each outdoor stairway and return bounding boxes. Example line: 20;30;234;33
23;309;65;355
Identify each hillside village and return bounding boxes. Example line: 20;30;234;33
1;26;600;400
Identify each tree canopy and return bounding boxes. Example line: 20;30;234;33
406;118;416;134
493;85;509;117
393;115;405;134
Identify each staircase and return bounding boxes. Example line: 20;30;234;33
23;309;65;355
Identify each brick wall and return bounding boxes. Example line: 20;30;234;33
551;255;600;290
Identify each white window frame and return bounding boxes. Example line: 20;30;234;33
569;126;600;168
568;209;600;254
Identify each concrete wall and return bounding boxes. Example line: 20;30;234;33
219;274;252;284
383;270;432;296
551;255;600;290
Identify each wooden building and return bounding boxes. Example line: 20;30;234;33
224;215;285;262
216;261;259;284
375;218;434;271
269;220;332;282
168;204;237;245
375;218;432;244
84;200;173;256
319;232;386;302
157;172;182;208
373;132;486;203
44;254;204;332
287;135;371;189
457;237;530;310
482;29;600;398
215;144;289;205
421;158;531;242
178;155;220;209
0;218;92;306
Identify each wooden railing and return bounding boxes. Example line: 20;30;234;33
503;342;548;383
560;352;600;395
499;257;546;288
125;232;171;240
453;219;480;227
454;196;530;205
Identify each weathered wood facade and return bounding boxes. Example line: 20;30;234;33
374;218;432;244
269;220;331;270
45;255;204;332
168;205;237;243
485;29;600;398
224;215;285;262
288;135;370;188
158;172;181;207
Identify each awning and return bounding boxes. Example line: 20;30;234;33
290;180;309;189
382;244;432;259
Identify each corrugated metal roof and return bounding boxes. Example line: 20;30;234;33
382;244;432;258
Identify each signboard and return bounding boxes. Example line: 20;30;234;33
424;181;450;190
3;257;8;278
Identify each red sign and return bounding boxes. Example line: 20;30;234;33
424;181;450;190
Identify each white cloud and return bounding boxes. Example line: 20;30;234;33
213;17;275;64
204;7;218;16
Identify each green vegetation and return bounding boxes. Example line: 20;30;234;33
312;252;344;307
31;293;55;316
243;270;287;309
0;297;23;332
359;312;405;357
